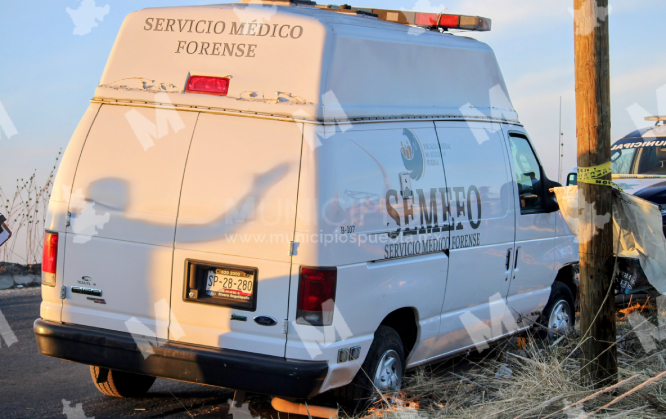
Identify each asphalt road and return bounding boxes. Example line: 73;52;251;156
0;287;283;419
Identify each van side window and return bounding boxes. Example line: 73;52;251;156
509;134;543;213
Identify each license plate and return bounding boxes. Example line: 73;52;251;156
206;268;255;302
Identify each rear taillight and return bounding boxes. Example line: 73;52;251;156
42;232;58;287
185;75;230;96
297;267;337;326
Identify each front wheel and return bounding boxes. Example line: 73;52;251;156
539;281;575;340
334;326;406;409
90;366;156;397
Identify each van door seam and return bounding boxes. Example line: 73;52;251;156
167;112;201;341
284;122;306;356
432;121;452;360
500;124;519;301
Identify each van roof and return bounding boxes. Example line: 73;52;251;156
95;3;518;124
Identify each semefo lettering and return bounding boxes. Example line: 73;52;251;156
385;185;482;231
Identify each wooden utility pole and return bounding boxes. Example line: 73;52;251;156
574;0;617;387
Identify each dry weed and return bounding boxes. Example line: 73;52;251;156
0;150;60;263
361;302;666;419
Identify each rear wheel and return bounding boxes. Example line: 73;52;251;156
90;366;156;397
335;326;405;411
539;281;575;341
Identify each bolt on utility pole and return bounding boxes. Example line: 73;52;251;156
574;0;617;387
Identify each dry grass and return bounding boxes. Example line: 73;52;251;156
0;150;60;264
362;300;666;419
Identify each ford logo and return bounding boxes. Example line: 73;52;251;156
254;316;277;327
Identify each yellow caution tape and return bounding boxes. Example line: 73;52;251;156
578;162;623;191
612;174;666;179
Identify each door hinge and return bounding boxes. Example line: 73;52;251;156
288;241;299;256
60;286;67;299
66;212;73;227
282;320;288;334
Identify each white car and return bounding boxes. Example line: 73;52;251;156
35;1;578;408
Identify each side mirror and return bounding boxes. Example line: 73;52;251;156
0;214;11;248
543;175;561;213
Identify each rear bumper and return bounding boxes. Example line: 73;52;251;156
34;319;328;399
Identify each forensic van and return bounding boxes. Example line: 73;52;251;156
35;0;578;408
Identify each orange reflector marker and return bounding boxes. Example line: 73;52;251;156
186;76;230;96
458;15;491;31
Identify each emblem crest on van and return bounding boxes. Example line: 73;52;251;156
400;129;425;181
254;316;277;326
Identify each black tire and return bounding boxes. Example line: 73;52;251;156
539;281;575;340
334;326;406;411
90;366;156;397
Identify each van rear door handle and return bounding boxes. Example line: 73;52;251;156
514;248;520;269
505;249;512;271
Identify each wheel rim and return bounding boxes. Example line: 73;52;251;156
548;299;572;339
373;349;403;392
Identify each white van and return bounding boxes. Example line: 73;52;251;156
35;1;578;405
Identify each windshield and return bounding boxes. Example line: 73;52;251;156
611;138;666;174
611;147;636;174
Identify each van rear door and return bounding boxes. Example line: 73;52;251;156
61;104;199;337
169;114;303;357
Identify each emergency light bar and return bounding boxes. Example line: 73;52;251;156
316;5;492;31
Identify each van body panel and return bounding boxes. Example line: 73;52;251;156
61;235;176;333
293;122;450;266
42;104;102;324
99;6;328;119
46;103;102;233
95;5;516;123
287;254;447;391
288;122;449;376
67;105;198;244
174;113;303;261
430;122;516;357
171;113;304;355
61;105;198;334
324;24;513;120
170;250;291;357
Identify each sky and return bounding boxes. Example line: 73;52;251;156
1;0;665;260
